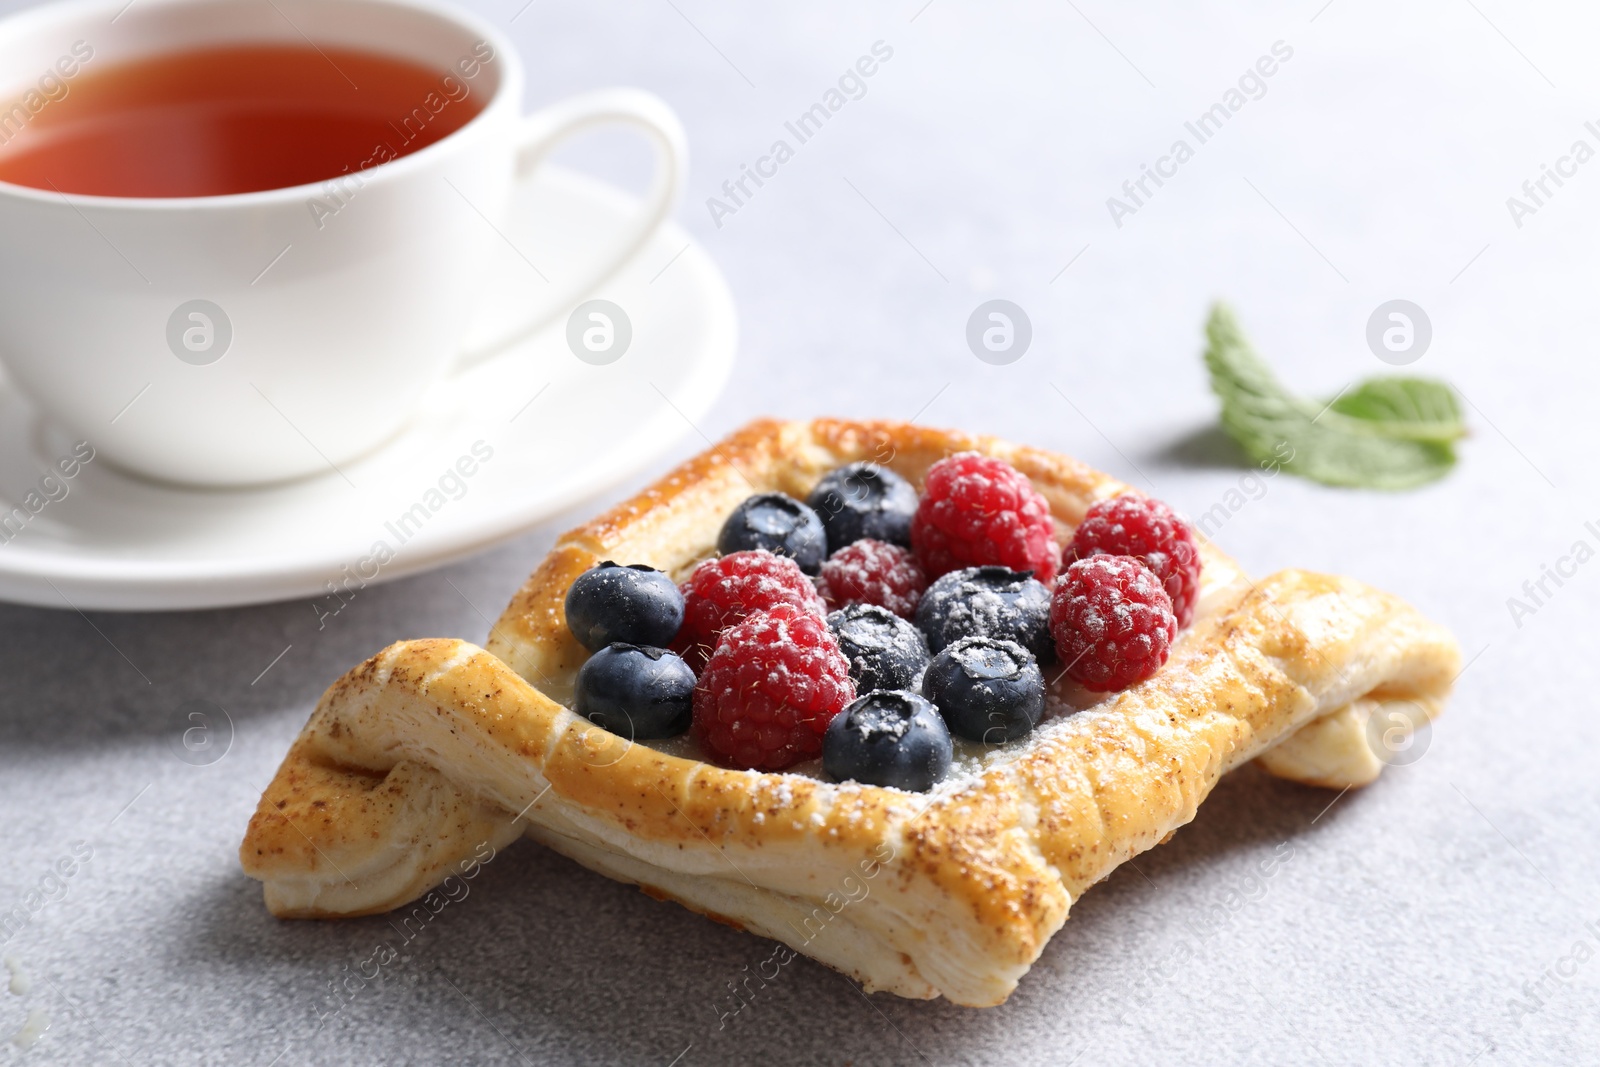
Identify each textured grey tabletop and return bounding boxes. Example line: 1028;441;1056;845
2;1;1597;1064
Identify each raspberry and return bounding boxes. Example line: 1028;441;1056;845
693;604;856;770
1049;556;1176;692
672;550;825;671
1064;495;1201;628
816;539;928;619
911;452;1060;583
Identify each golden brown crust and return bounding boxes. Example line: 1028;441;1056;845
240;418;1459;1006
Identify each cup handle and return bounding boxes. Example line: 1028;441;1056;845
455;88;688;366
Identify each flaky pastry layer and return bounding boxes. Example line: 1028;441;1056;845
240;419;1459;1006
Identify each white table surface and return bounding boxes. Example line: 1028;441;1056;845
1;1;1595;1063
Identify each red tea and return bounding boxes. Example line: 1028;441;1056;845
0;43;488;197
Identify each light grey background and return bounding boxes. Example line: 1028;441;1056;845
1;0;1595;1063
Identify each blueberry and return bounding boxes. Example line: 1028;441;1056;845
921;637;1043;744
827;603;930;694
823;690;952;792
914;566;1055;664
717;493;827;574
564;561;684;651
574;643;695;739
806;462;919;551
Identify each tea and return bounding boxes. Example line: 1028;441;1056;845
0;43;488;197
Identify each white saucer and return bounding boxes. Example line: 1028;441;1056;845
0;168;736;611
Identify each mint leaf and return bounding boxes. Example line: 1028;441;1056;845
1327;377;1465;443
1203;304;1458;490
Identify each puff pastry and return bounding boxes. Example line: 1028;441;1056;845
240;418;1459;1006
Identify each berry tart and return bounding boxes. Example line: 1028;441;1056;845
240;419;1459;1007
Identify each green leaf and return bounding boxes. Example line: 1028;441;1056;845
1327;377;1465;443
1203;303;1459;490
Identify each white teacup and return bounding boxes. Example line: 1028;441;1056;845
0;0;686;486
